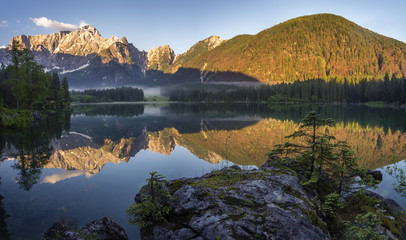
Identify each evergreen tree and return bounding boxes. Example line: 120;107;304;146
49;72;61;105
267;111;376;198
61;77;70;104
7;40;49;109
268;111;335;182
329;141;364;195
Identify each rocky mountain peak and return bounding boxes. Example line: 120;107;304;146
79;25;99;35
147;44;176;71
120;37;128;44
161;44;172;50
3;25;148;87
205;35;225;50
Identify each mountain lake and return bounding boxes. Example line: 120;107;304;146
0;103;406;239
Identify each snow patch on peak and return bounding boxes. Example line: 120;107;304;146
79;25;99;35
44;66;61;72
60;64;89;74
80;25;96;31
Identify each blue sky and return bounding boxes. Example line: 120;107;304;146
1;0;405;54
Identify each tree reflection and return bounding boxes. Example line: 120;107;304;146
385;160;406;198
11;142;52;191
0;177;10;240
72;104;144;117
2;109;70;191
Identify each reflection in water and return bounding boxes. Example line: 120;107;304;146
41;170;90;184
375;160;406;207
0;103;405;240
2;110;71;191
0;177;10;240
265;104;406;133
146;119;406;168
12;145;51;191
2;104;405;185
72;104;144;117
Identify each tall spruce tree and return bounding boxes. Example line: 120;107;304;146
50;72;60;105
61;77;70;104
268;111;335;183
268;111;374;196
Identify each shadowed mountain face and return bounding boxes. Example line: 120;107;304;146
2;14;406;88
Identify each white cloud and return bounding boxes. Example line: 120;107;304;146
79;20;89;27
0;45;7;49
0;20;8;27
29;17;87;31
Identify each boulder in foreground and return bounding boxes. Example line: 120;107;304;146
42;216;128;240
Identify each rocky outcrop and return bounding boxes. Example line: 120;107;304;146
135;158;406;240
42;217;128;240
366;170;383;182
138;164;330;240
202;35;225;50
147;44;176;71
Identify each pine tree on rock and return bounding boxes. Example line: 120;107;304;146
268;111;335;182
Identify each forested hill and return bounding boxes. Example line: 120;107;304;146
180;14;406;83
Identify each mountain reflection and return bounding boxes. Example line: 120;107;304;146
1;103;406;189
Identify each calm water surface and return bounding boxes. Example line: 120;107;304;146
0;103;405;239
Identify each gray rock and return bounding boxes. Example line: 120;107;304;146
364;190;384;201
42;221;72;240
137;159;406;240
139;165;329;240
81;217;128;240
367;170;383;181
42;217;127;240
363;190;402;216
383;198;403;216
